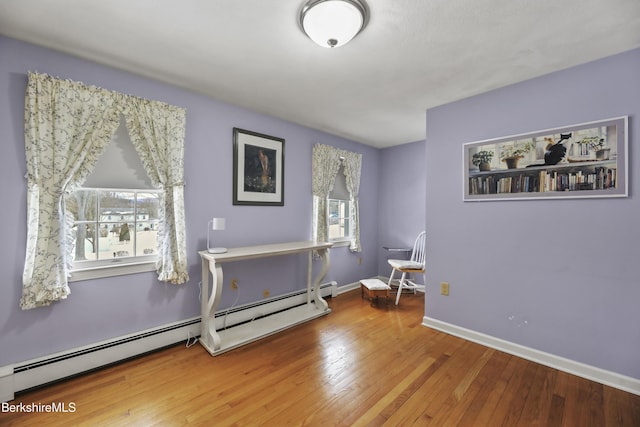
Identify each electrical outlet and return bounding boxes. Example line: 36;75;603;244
440;282;450;296
263;290;270;298
358;257;363;265
230;279;238;290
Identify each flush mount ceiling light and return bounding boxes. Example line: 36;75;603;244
300;0;368;48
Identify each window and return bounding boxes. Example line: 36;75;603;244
311;144;361;252
327;161;353;244
66;116;160;281
328;198;352;242
67;189;162;269
22;72;188;310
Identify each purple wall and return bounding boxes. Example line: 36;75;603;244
376;140;426;276
0;36;380;365
425;48;640;379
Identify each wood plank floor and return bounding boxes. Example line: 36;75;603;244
3;289;639;426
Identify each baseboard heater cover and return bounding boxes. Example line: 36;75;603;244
8;317;201;400
2;281;336;401
212;281;336;331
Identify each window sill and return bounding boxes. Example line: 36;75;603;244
330;240;352;248
69;261;157;282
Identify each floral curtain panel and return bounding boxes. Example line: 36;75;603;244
123;99;188;284
312;144;342;245
311;144;362;252
342;150;362;252
21;72;188;310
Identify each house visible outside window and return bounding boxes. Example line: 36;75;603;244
67;189;161;267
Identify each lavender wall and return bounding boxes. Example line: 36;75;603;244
376;140;426;276
424;48;640;379
0;36;380;365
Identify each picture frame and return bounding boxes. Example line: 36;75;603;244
463;116;628;201
233;128;285;206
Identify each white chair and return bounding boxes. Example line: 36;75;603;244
387;231;426;305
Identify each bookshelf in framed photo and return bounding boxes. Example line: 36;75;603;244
463;116;628;201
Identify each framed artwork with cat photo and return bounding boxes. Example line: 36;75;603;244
463;116;628;201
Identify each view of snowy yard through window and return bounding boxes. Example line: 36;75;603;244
67;189;162;264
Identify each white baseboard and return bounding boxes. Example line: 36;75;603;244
1;282;337;402
423;316;640;396
337;280;361;294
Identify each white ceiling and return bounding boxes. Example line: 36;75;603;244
1;0;639;148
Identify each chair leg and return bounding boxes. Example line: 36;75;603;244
395;271;407;305
406;279;417;294
387;269;396;288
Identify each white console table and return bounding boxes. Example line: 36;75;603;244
198;240;332;355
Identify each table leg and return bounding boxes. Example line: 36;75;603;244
312;247;330;310
200;258;224;353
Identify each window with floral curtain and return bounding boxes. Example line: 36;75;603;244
21;72;188;310
312;144;361;251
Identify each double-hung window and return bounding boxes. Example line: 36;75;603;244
66;116;161;281
68;189;161;266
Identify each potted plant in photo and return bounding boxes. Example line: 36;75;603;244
500;141;534;169
572;136;609;161
588;137;610;160
472;150;494;171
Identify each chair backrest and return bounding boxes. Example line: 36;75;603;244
410;231;427;267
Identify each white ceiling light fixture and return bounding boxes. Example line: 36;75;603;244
300;0;368;48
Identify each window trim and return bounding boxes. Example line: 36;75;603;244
329;240;352;248
69;261;157;282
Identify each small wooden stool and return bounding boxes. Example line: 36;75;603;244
360;279;391;306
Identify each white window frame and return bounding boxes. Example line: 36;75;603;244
327;197;353;247
68;188;162;282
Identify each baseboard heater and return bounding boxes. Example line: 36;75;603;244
1;281;337;401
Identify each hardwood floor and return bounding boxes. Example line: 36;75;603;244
3;289;639;426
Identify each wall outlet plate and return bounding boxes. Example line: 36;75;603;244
440;282;450;296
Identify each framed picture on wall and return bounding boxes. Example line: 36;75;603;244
463;116;628;201
233;128;285;206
